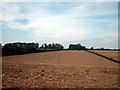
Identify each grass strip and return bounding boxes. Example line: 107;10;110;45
85;50;120;64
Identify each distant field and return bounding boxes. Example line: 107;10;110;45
90;50;119;61
2;51;118;88
3;50;118;67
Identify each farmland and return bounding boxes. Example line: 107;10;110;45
2;50;119;88
90;50;119;61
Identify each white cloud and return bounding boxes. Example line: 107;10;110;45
2;3;26;22
1;2;118;48
69;2;117;17
7;22;29;30
2;0;119;2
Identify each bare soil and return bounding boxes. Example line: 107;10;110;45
2;50;119;88
90;50;119;61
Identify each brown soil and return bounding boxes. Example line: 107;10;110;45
2;50;119;88
90;50;119;61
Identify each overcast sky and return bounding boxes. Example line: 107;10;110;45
1;2;118;48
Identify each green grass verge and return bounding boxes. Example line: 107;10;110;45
85;50;120;64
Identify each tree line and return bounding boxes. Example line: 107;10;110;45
1;42;119;56
69;44;86;50
2;42;64;56
2;43;39;56
40;43;64;50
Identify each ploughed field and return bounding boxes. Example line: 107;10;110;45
90;50;119;61
2;50;119;88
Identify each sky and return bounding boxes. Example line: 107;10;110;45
1;2;118;49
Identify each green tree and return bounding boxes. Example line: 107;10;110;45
90;47;94;50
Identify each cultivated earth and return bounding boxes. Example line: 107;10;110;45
90;50;119;61
2;50;119;88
